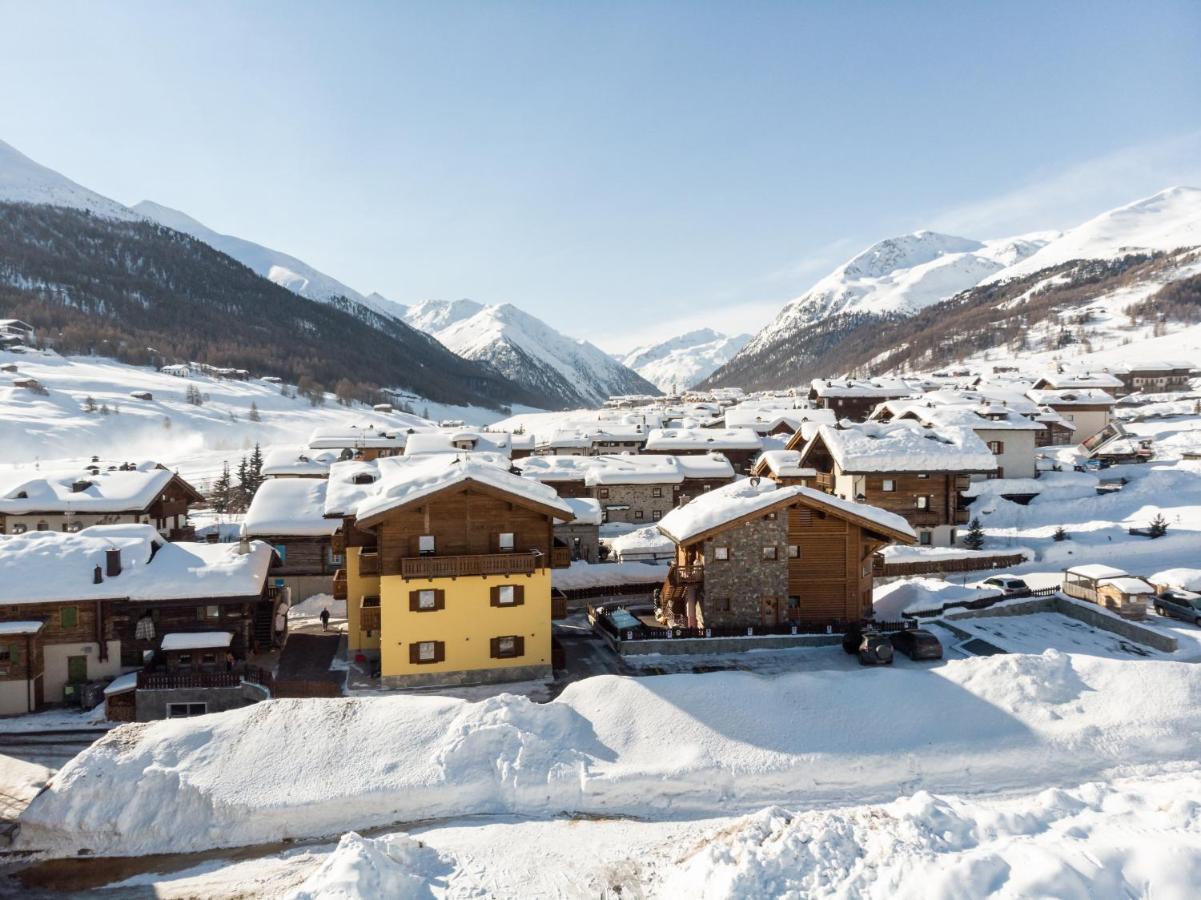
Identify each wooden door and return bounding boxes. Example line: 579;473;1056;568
67;655;88;684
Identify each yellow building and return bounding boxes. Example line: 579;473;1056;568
331;456;573;688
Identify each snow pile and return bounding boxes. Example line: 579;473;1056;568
606;526;675;559
23;655;1201;856
553;560;668;590
878;544;1033;564
656;773;1201;899
286;832;453;900
873;578;999;617
289;593;346;621
1150;568;1201;591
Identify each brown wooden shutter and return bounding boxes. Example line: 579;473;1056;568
489;585;500;607
435;589;445;610
489;637;500;658
433;641;445;663
514;636;524;657
409;643;420;664
513;585;524;606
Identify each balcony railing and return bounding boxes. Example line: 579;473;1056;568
137;664;273;692
400;552;540;579
551;547;572;569
332;569;347;600
814;472;836;492
668;563;705;586
358;552;381;576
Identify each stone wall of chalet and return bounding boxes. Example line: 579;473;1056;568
699;514;789;627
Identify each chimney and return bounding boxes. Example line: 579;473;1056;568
106;548;122;577
237;537;251;555
93;565;103;584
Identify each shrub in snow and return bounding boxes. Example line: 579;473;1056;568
1053;526;1069;542
1148;514;1168;539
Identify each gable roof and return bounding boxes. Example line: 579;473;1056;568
0;462;201;515
797;422;998;474
243;478;339;537
657;477;915;547
344;455;574;527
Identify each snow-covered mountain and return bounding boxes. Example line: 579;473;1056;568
706;186;1201;390
132;200;407;322
620;329;751;392
404;300;660;408
0;138;139;221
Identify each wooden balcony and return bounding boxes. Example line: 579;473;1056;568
332;569;347;600
906;510;947;527
331;533;346;553
400;552;540;579
360;605;381;632
358;551;381;576
667;563;705;586
551;547;572;569
814;472;836;492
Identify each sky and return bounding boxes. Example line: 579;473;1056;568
2;1;1200;353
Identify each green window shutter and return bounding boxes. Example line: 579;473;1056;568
9;643;20;666
61;606;78;629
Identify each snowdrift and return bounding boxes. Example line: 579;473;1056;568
22;653;1201;856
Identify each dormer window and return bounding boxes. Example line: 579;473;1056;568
11;524;27;535
352;473;375;486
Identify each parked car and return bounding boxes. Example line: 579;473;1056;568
1154;589;1201;626
889;628;944;660
979;575;1031;597
841;627;894;666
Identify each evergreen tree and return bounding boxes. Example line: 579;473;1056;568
1148;514;1169;538
235;456;250;511
1053;526;1069;542
248;402;261;422
83;395;96;412
99;403;110;415
963;517;986;551
421;405;430;420
248;443;264;495
212;462;233;513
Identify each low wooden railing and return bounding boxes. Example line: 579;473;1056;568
332;569;348;600
668;564;705;586
814;472;836;492
137;664;273;692
400;552;539;579
358;552;381;576
360;605;381;631
551;547;572;569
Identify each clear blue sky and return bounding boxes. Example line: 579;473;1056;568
2;1;1200;351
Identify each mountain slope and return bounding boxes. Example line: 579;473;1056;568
0;138;139;222
132;200;407;322
404;300;660;407
705;187;1201;390
620;329;751;392
0;203;546;409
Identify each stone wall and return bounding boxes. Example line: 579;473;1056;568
555;523;600;563
700;514;789;627
135;684;255;721
595;483;674;525
378;663;551;689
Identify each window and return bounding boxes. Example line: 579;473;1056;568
410;640;445;664
917;473;929;479
11;524;26;535
597;487;610;499
713;546;730;561
652;487;662;498
491;584;525;607
919;531;932;546
916;496;930;510
0;643;16;665
196;605;220;621
167;702;208;718
497;532;515;552
490;635;525;659
722;597;732;611
409;589;444;611
60;606;78;629
652;510;661;521
788;596;800;609
178;653;192;667
634;510;644;520
36;521;48;531
788;544;800;558
987;440;1004;454
766;511;777;520
762;546;777;560
418;535;435;555
882;479;896;492
201;653;217;666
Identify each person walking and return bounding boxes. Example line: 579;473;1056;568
320;607;330;631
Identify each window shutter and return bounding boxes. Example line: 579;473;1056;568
513;585;525;606
435;589;445;610
490;585;500;607
514;636;525;657
409;590;420;612
433;641;445;663
490;637;500;658
9;643;19;666
409;643;420;664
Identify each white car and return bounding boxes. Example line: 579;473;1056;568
978;575;1031;597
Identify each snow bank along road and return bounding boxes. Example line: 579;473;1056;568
18;650;1201;858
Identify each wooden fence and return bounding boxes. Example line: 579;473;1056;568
873;551;1029;577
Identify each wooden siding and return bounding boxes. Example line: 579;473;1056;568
375;488;553;576
786;506;871;621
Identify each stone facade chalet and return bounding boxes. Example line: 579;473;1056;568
656;479;914;629
792;421;997;548
0;461;204;540
643;428;764;474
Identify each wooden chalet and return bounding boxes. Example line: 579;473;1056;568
656;479;915;628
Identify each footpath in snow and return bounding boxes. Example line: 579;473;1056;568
19;650;1201;858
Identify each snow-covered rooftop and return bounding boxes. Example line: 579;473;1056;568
308;423;413;451
753;450;817;478
809;377;915;398
644;427;763;451
261;447;340;478
0;461;180;515
403;430;511;457
338;455;574;524
243;478;339;537
1065;564;1128;580
0;524;273;605
556;497;602;526
879;400;1044;432
808;422;998;473
657;478;914;545
1027;388;1117;407
0;620;44;636
160;631;234;651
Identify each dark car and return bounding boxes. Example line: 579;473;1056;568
1153;589;1201;626
841;626;894;666
889;628;944;660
